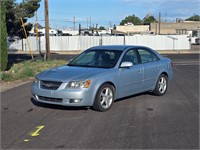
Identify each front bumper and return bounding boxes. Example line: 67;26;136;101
31;82;94;107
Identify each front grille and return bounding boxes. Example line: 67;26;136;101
40;80;62;90
38;96;63;103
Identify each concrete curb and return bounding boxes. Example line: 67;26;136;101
157;50;200;54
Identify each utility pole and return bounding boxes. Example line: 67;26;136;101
87;18;88;29
45;0;50;61
158;12;161;35
90;17;91;29
79;23;81;35
73;17;75;30
155;21;157;35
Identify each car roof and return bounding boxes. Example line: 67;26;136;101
89;45;151;51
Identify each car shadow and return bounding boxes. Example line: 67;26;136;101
114;91;155;103
7;54;37;70
31;98;90;111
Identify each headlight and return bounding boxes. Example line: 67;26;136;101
67;80;91;88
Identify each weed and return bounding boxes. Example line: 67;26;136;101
0;59;66;81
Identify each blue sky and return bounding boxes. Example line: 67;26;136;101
17;0;200;29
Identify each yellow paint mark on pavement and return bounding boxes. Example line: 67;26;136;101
31;125;45;137
24;139;30;142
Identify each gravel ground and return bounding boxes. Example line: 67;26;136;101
0;78;34;92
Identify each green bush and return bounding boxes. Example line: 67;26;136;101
1;72;12;81
0;1;8;71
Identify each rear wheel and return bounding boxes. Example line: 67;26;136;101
153;74;168;96
93;84;115;112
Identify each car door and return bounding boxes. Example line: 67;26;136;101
118;49;144;98
137;48;160;92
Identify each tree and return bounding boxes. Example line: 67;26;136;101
185;15;200;21
143;15;156;25
120;14;142;25
99;26;106;30
1;0;8;71
5;0;41;39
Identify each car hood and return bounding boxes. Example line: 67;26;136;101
37;65;110;82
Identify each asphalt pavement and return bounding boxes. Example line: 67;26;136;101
1;54;199;149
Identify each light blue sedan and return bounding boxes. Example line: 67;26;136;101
32;45;173;111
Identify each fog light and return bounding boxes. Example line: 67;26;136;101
69;99;82;103
33;94;38;99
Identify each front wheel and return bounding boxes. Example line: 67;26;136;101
153;74;168;96
93;84;115;112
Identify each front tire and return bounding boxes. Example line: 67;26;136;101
153;74;168;96
93;84;115;112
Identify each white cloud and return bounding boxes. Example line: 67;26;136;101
121;0;134;3
133;0;200;20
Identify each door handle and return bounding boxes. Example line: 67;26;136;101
156;66;160;69
139;69;143;73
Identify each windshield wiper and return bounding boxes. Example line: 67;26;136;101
67;64;95;68
79;65;95;68
67;64;77;67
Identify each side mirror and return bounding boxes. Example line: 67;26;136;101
120;62;133;68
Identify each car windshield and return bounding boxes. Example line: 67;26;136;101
68;49;122;68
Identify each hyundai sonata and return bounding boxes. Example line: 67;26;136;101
32;45;173;111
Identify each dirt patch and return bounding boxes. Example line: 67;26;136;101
0;78;34;92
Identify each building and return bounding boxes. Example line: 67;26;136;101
62;29;79;36
150;21;200;36
115;23;150;35
29;23;58;36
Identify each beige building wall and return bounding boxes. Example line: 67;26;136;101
150;21;200;35
116;25;149;34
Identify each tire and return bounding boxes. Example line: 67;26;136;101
93;83;115;112
153;74;168;96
